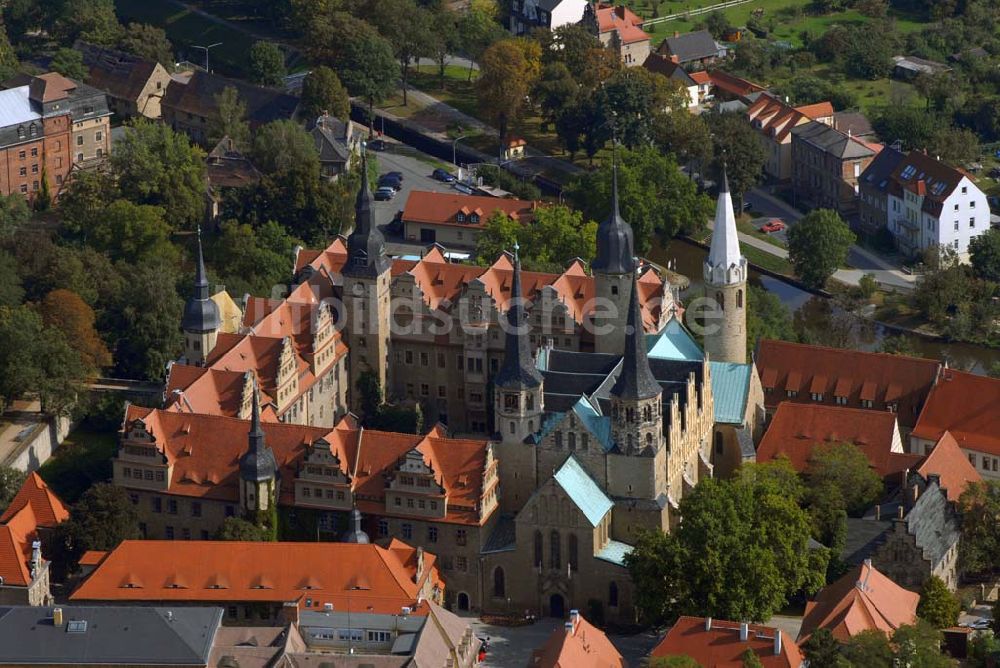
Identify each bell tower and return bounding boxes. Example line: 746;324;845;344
592;152;635;354
702;170;747;364
180;228;221;366
239;381;277;514
343;147;392;413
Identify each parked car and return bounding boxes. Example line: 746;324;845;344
760;219;786;233
433;168;456;182
368;139;387;151
374;186;395;201
378;175;402;191
385;171;403;181
453;182;474;195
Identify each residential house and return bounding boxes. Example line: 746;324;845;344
509;0;588;35
310;112;359;180
842;477;961;590
162;70;298;145
790;120;882;216
531;610;625;667
857;145;906;238
401;190;539;249
650;616;803;667
205;135;261;221
756;403;913;482
707;70;767;104
0;72;111;200
755;339;941;432
833;111;875;138
0;605;222;667
797;560;919;643
892;55;951;81
71;539;445;622
748;94;834;182
657;29;725;69
643;53;705;109
77;41;172;119
587;3;651;66
911;368;1000;480
0;473;69;606
884;151;989;260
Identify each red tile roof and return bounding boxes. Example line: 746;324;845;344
531;613;625;668
0;473;70;587
70;539;443;614
798;561;919;643
748;94;832;142
402;191;539;230
651;617;803;668
913;368;1000;456
916;431;982;503
689;71;712;85
706;70;766;99
0;472;69;526
756;403;913;479
595;3;650;44
756;340;940;429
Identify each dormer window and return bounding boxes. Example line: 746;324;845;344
456;213;466;223
28;123;36;137
470;214;480;224
17;125;24;139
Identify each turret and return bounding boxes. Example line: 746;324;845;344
239;380;277;513
592;151;635;354
342;507;370;544
180;228;221;365
702;170;747;364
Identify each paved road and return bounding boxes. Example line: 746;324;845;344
368;141;462;234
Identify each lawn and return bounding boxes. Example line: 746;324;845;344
741;242;793;275
738;218;786;248
38;426;118;504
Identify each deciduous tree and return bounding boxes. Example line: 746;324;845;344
0;190;30;239
970;229;1000;283
476;38;541;155
917;575;961;628
55;483;139;563
0;466;26;513
209;220;302;298
118;22;173;65
50;48;87;80
706;113;766;211
364;0;434;106
0;251;23;307
90;200;177;264
209;86;250;150
249;41;286;87
805;442;883;516
336;28;399;136
38;289;112;373
957;480;1000;576
300;66;350;122
787;209;855;289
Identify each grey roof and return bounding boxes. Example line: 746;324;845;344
610;275;661;401
662;30;720;64
591;160;635;275
481;514;516;554
311;121;349;165
842;517;892;566
181;231;221;333
300;610;425;635
860;146;905;194
495;248;545;389
162;70;297;127
0;606;221;665
907;481;960;567
791;120;876;160
642;53;696;87
341;507;370;544
240;383;277;482
344;151;391;278
833;111;874;137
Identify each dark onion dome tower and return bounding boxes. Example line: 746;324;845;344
239;380;277;513
342;507;370;544
181;228;221;366
610;272;664;455
494;243;545;445
702;169;747;364
344;149;392;279
592;152;636;354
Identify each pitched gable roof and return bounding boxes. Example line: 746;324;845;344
162;70;297;126
791;120;880;160
0;472;69;526
402;191;538;229
0;472;70;587
531;613;625;668
661;30;720;63
595;3;649;44
916;431;981;503
913;368;1000;455
652;616;803;668
553;456;613;526
886;151;972;217
798;561;919;642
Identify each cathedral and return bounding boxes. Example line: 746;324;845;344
138;152;762;620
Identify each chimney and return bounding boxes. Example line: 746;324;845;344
670;54;680;64
705;617;713;631
897;504;905;520
565;621;575;634
927;473;941;488
740;623;749;642
875;504;881;520
53;608;63;627
280;600;300;626
570;609;579;624
774;631;783;656
415;546;424;584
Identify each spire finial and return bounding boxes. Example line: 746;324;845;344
610;272;661;401
249;376;264;449
195;225;208;292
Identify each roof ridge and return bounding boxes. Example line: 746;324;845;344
760;338;937;364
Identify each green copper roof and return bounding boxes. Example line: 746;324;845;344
554;456;613;527
646;318;703;362
710;361;752;425
596;539;634;567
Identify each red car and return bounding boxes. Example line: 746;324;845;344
760;219;786;233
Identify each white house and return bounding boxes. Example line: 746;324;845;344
886;151;989;260
509;0;588;35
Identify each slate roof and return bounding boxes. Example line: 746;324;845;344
345;151;391;278
77;41;161;102
859;146;905;194
0;606;222;665
906;481;960;567
553;456;613;526
886;151;976;219
610;274;661;401
642;53;696;87
842;518;892;566
661;30;721;64
495;248;544;389
791;120;879;160
592;164;635;275
162;70;298;126
481;515;516;554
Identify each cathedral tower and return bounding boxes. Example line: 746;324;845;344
180;228;221;366
702;170;747;364
239;381;277;514
343;148;392;413
609;273;663;456
592;155;636;354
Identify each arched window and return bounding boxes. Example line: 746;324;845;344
716;292;724;309
609;582;619;607
645;432;653;448
569;534;578;571
737;289;743;308
533;530;543;567
493;567;505;597
714;431;723;454
550;530;561;570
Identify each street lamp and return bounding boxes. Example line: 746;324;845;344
453;134;469;167
192;43;222;72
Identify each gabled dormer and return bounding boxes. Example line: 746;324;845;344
293;436;352;509
275;336;299;411
385;450;447;519
115;416;171;491
311;303;337;374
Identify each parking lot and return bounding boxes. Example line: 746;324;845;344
368;141;459;233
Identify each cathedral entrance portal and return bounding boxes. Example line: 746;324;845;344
549;594;565;618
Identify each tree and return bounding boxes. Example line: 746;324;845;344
0;466;26;513
365;0;434;106
50;47;88;80
209;86;250;150
706;113;766;211
970;229;1000;283
476;38;541;155
842;629;894;668
299;66;350;122
0;190;30;239
209;220;302;298
216;516;271;541
249;41;286;87
117;22;173;65
968;632;1000;668
55;483;139;565
928;126;980;165
38;289;112;373
111;119;207;230
428;6;460;90
872;106;943;151
90;200;176;264
356;369;383;421
336;29;398;137
626;472;825;624
802;628;846;668
806;442;884;516
746;285;796;355
891;621;954;667
653;110;713;168
0;250;23;307
917;575;960;628
0;23;19;82
957;481;1000;576
741;649;765;668
55;0;122;44
535;62;580;130
476;205;597;271
457;5;506;80
787;209;855;289
601;68;687;147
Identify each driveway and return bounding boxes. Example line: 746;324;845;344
368;140;462;233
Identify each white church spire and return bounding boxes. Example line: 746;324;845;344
703;169;746;286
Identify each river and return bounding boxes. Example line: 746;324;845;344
653;238;1000;374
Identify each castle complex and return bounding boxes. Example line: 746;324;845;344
114;155;763;621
